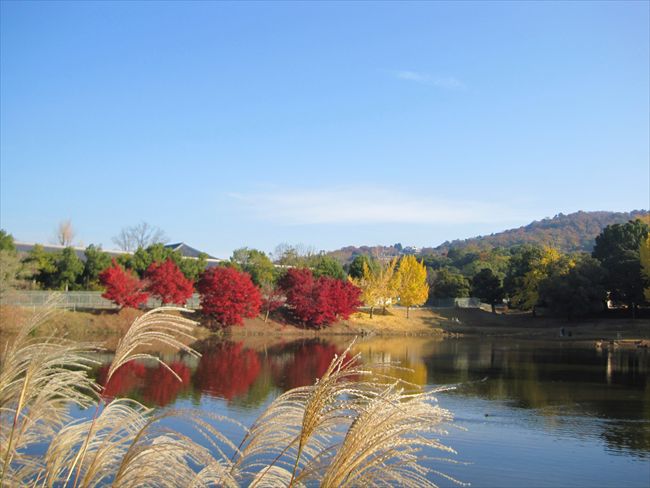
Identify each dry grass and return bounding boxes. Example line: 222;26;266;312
347;308;447;335
1;303;461;487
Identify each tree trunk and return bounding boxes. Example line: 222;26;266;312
264;309;270;323
406;306;410;319
369;306;374;319
491;303;496;314
632;302;636;320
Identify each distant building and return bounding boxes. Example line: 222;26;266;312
15;241;223;266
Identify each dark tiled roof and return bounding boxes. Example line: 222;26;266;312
164;242;218;260
15;241;222;263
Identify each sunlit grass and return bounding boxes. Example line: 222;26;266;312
1;302;462;487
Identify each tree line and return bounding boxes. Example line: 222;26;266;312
1;216;649;323
421;217;650;319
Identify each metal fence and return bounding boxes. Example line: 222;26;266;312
2;291;483;312
1;291;201;311
428;297;483;309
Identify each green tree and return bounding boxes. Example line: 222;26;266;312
504;245;544;304
395;256;429;318
0;250;23;298
640;235;650;302
178;253;208;282
23;244;57;289
347;255;380;279
592;219;649;316
131;244;182;277
471;268;504;313
310;255;346;280
509;247;573;311
538;255;607;320
51;247;84;290
82;245;112;290
430;268;470;299
231;248;276;286
0;229;16;252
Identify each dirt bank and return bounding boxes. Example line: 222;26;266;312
2;305;649;348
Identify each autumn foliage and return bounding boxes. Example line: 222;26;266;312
196;266;262;326
279;268;361;327
99;259;149;309
145;258;194;305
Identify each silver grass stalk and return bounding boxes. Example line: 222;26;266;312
1;304;463;488
69;307;202;488
0;295;99;487
107;307;201;384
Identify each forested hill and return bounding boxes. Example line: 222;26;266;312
432;210;649;254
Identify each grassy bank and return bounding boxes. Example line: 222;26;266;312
2;305;649;346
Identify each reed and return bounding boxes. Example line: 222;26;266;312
1;304;462;487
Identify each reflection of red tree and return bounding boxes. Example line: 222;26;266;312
280;343;342;389
193;343;261;400
142;362;191;406
97;362;146;399
97;361;191;407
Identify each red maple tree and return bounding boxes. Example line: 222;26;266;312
145;258;194;305
278;268;361;327
196;266;262;326
99;259;149;309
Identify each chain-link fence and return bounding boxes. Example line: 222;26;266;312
428;297;483;308
1;291;201;311
2;291;482;312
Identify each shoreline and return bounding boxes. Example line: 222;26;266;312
2;305;649;346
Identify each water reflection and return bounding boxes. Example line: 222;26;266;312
92;336;650;460
96;361;191;407
194;342;262;400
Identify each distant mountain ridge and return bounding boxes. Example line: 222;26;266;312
432;210;649;253
326;210;649;263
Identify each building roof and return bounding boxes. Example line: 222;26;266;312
14;241;222;263
14;242;129;261
164;242;219;260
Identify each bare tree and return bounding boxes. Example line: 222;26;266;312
55;220;75;246
112;222;169;251
272;242;316;266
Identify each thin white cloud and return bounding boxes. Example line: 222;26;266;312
395;70;466;90
228;186;525;226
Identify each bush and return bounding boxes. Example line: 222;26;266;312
99;259;149;309
279;268;361;327
196;266;262;326
145;258;194;305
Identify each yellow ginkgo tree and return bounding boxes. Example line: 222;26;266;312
395;255;429;318
350;257;399;318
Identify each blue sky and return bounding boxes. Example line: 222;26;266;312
1;1;648;258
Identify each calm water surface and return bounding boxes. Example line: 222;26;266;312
84;336;649;487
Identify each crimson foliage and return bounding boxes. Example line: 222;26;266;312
196;266;262;326
145;258;194;305
99;259;149;309
278;268;361;327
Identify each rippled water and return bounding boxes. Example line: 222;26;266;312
84;336;650;487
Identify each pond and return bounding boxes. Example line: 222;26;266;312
83;336;649;487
